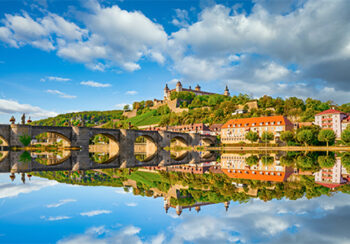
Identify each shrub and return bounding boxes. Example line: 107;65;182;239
19;134;32;146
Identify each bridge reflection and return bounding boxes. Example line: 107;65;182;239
0;147;217;173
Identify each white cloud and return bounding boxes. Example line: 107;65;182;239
80;81;111;88
0;180;58;199
41;216;71;221
80;210;112;217
46;89;76;99
46;199;76;208
0;99;58;117
125;202;137;207
125;90;138;95
115;188;131;194
115;103;131;110
58;225;145;244
41;76;71;82
172;9;190;28
167;0;350;102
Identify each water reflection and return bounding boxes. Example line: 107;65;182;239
3;150;348;211
1;150;350;243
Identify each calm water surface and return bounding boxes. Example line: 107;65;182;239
1;151;350;243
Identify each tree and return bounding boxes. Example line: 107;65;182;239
19;134;31;146
296;130;313;146
341;153;350;170
123;104;130;111
318;129;336;147
280;156;295;166
341;129;350;144
280;131;294;144
261;131;274;143
261;155;274;165
318;155;336;168
245;131;259;143
297;155;313;169
246;155;259;166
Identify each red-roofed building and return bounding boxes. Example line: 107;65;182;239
315;108;348;138
221;116;293;143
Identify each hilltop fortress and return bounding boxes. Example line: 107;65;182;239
123;81;234;118
164;81;230;99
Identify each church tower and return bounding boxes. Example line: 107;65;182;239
224;85;230;96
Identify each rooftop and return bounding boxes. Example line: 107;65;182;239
316;108;345;116
222;169;288;182
222;115;291;129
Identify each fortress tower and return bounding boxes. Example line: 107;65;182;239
164;84;169;99
224;85;230;96
176;81;183;92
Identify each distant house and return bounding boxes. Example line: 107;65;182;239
232;109;246;115
209;124;223;136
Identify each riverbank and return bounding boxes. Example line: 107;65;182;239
208;146;350;151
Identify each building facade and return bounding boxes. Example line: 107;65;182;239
221;116;294;144
314;109;348;138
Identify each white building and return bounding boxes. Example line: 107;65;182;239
314;109;348;138
314;158;347;189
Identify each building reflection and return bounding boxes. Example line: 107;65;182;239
221;153;294;182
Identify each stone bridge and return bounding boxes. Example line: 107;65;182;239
0;124;217;172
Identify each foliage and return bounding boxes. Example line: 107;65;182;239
19;134;31;146
261;155;274;165
245;131;259;143
170;91;196;102
280;131;294;143
280;155;295;166
296;125;321;146
0;138;2;145
246;155;259;166
341;129;350;144
32;110;124;127
296;130;314;146
318;129;336;147
318;155;336;168
261;131;274;143
19;151;32;163
341;153;350;171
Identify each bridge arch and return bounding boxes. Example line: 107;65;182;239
31;127;72;147
134;134;158;163
200;137;216;147
0;151;8;163
0;135;9;146
89;132;119;164
33;150;72;166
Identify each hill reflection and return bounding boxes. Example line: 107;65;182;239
5;150;346;215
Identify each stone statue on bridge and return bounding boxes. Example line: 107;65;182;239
21;114;25;125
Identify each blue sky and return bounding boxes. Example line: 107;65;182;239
0;0;350;123
1;173;350;243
